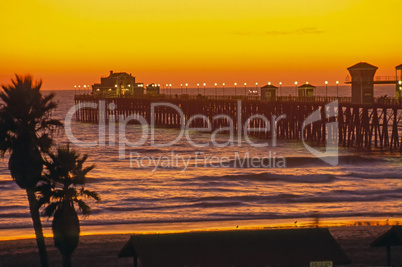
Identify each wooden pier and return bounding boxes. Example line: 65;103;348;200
74;95;402;152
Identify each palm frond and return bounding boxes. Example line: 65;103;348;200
41;202;59;218
74;199;91;216
81;189;101;202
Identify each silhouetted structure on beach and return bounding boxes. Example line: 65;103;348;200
119;228;349;267
371;226;402;266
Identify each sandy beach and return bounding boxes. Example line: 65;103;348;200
1;225;401;266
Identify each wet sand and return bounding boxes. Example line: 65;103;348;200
1;226;401;266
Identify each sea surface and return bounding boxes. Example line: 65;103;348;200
0;86;401;237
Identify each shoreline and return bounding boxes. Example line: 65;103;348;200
1;216;400;241
1;225;401;266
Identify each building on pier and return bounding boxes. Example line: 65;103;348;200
298;83;315;97
347;62;377;104
260;83;278;101
345;62;402;103
146;83;160;96
92;70;144;96
396;64;402;99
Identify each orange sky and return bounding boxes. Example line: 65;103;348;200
0;0;401;89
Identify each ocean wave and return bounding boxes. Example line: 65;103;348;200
0;212;31;218
109;190;402;208
347;171;402;179
193;173;336;184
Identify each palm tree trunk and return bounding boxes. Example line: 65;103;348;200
26;187;49;267
62;255;72;267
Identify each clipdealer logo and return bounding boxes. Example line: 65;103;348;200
64;100;338;168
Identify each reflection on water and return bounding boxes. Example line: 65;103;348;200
0;90;401;234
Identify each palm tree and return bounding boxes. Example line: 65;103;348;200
41;146;100;267
0;75;62;267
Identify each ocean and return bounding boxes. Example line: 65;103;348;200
0;85;401;238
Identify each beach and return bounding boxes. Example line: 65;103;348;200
1;225;401;266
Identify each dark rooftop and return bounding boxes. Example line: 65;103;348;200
371;226;402;247
347;62;378;70
298;83;316;89
396;64;402;70
119;228;349;267
261;84;278;89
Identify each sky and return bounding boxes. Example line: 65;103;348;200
0;0;401;89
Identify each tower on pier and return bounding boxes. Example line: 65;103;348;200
396;64;402;99
347;62;377;104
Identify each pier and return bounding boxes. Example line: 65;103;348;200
74;94;402;152
73;62;402;153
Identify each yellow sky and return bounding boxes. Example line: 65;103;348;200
0;0;401;89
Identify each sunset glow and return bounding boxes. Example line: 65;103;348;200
1;0;401;88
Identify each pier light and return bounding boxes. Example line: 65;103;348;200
325;81;328;98
234;82;237;86
306;82;309;84
185;83;188;86
279;82;282;97
74;85;77;88
214;83;217;86
268;82;271;85
295;81;298;85
244;83;247;96
336;81;339;97
84;85;86;88
128;84;131;87
197;83;200;86
294;82;298;97
399;81;402;85
325;81;328;84
222;83;225;96
203;83;206;86
115;84;117;87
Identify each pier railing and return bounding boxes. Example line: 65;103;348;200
75;94;401;106
345;75;399;84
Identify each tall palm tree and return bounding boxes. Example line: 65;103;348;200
41;146;100;267
0;75;62;267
